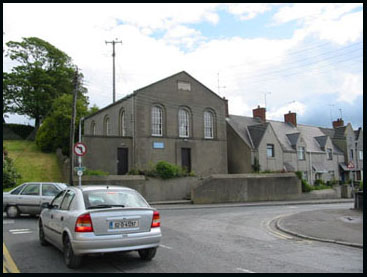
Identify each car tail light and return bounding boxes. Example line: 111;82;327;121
151;210;160;228
75;213;93;232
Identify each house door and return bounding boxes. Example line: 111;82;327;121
117;148;128;175
181;148;191;173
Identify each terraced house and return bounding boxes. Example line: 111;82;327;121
227;106;348;185
320;119;364;183
82;71;228;176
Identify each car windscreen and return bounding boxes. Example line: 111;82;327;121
83;189;150;209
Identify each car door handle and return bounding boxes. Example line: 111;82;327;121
60;216;64;221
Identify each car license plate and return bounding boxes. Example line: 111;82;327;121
109;220;139;229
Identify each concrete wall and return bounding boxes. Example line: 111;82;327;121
192;173;302;204
73;175;200;202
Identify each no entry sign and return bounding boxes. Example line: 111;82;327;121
74;142;87;157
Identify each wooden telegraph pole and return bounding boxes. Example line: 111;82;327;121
69;68;79;185
106;39;122;103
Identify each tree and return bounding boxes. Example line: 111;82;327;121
35;94;89;156
3;37;87;129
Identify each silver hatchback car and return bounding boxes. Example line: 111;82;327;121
38;185;162;268
3;182;68;218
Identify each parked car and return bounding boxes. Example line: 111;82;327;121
3;182;68;218
38;185;162;268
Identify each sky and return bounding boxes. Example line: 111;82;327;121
3;3;364;129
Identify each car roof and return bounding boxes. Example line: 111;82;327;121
71;185;134;192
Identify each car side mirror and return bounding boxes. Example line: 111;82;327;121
41;202;53;209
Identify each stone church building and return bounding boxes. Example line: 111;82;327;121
82;71;228;176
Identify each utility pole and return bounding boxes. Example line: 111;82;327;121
106;39;122;103
69;69;79;185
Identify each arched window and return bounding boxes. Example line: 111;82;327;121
91;121;96;135
204;110;214;139
178;108;190;138
120;110;126;136
152;105;163;136
104;115;111;136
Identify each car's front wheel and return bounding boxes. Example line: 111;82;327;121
6;205;19;218
63;235;82;268
138;247;157;261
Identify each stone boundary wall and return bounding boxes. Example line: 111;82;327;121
72;175;200;202
56;148;70;183
192;173;302;204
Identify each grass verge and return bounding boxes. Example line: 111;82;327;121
3;140;63;191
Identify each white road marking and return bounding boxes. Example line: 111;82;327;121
9;229;32;234
236;267;255;273
159;244;173;249
10;231;33;234
3;220;15;224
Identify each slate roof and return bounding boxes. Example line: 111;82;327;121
227;115;344;154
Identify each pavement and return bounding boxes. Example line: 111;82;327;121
151;198;363;248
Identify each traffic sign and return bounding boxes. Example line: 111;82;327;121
74;142;87;157
347;161;355;169
74;167;86;172
77;170;83;177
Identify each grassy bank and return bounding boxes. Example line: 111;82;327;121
3;140;63;191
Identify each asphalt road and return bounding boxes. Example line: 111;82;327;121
3;202;363;273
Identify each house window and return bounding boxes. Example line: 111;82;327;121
104;116;111;136
302;171;308;180
359;150;363;160
152;105;163;136
267;144;274;158
179;108;190;138
350;149;354;160
298;146;305;160
327;148;333;160
204;111;214;139
120;110;126;136
91;121;96;135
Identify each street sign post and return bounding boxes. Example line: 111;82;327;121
74;142;87;187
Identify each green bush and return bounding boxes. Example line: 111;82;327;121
155;161;180;179
84;169;109;176
3;156;21;189
314;179;326;186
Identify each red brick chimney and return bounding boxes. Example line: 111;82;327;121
284;111;297;127
332;118;344;128
253;105;266;122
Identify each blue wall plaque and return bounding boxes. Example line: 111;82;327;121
153;142;165;149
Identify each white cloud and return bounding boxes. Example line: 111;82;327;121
226;3;279;20
273;3;363;45
3;3;363;127
337;73;363;104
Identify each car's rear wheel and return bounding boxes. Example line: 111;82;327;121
6;205;19;218
138;247;157;261
39;220;49;246
63;235;82;268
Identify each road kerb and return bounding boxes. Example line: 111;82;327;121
3;243;20;273
275;216;363;249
